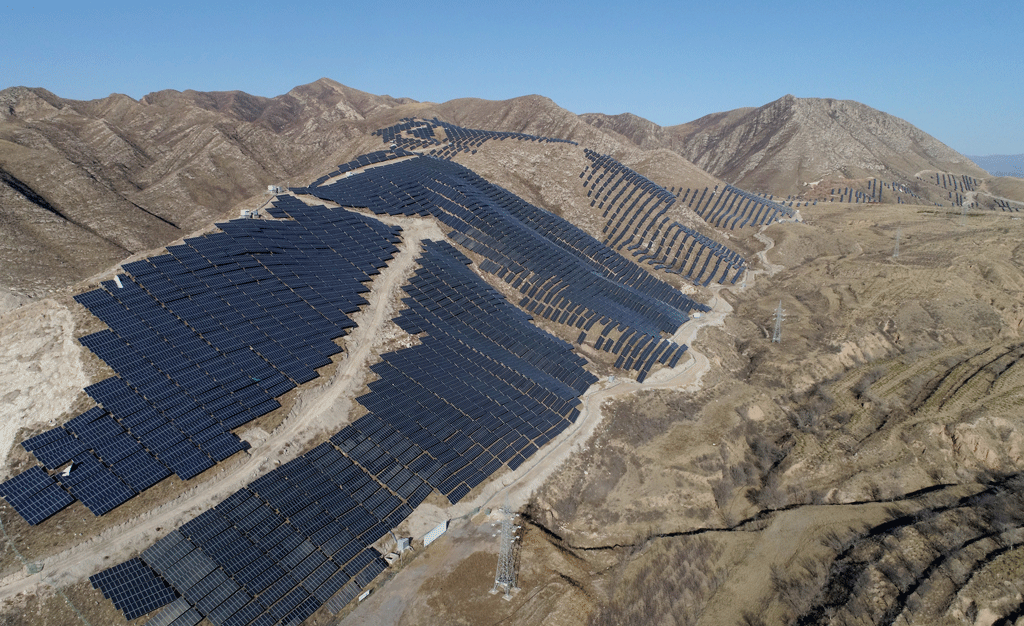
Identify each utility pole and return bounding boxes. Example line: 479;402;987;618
491;495;521;600
772;300;785;343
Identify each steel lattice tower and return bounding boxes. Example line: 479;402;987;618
772;300;785;343
492;498;520;599
893;227;901;258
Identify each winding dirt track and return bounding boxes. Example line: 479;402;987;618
336;278;737;626
0;214;767;615
0;217;442;599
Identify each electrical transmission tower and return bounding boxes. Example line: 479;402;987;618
893;227;901;258
960;203;968;226
491;496;521;599
772;300;785;343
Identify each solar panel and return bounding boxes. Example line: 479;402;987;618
90;140;719;622
90;558;179;620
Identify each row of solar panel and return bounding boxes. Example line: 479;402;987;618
301;150;416;190
580;151;747;288
90;558;179;620
582;150;678;245
93;238;598;624
367;118;578;156
306;156;703;378
1;199;403;524
680;183;794;229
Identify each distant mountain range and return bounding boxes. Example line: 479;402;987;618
0;79;1009;298
966;154;1024;178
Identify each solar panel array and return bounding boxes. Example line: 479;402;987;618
0;465;75;525
817;179;925;206
582;150;679;241
634;221;747;285
144;597;202;626
90;558;179;620
94;239;598;624
929;173;979;193
676;183;795;228
303;154;703;382
580;151;747;286
992;198;1023;211
369;117;577;158
1;198;402;524
348;240;595;499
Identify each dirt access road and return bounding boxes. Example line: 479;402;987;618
336;285;736;626
0;215;444;600
0;210;767;620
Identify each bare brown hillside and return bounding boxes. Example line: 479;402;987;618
583;96;1001;204
8;80;1014;306
0;82;659;303
0;80;403;297
673;95;986;190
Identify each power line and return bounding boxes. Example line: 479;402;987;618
491;494;521;600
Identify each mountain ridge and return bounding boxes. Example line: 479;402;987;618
0;81;652;300
582;94;987;195
0;80;1014;303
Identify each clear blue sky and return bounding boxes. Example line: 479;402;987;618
4;0;1021;155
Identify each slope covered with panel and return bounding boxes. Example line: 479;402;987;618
5;129;735;624
89;239;598;625
1;200;402;522
300;154;702;382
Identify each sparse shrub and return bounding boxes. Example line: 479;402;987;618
853;366;886;399
785;382;837;435
820;528;849;553
587;537;727;626
740;609;767;626
769;557;831;619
